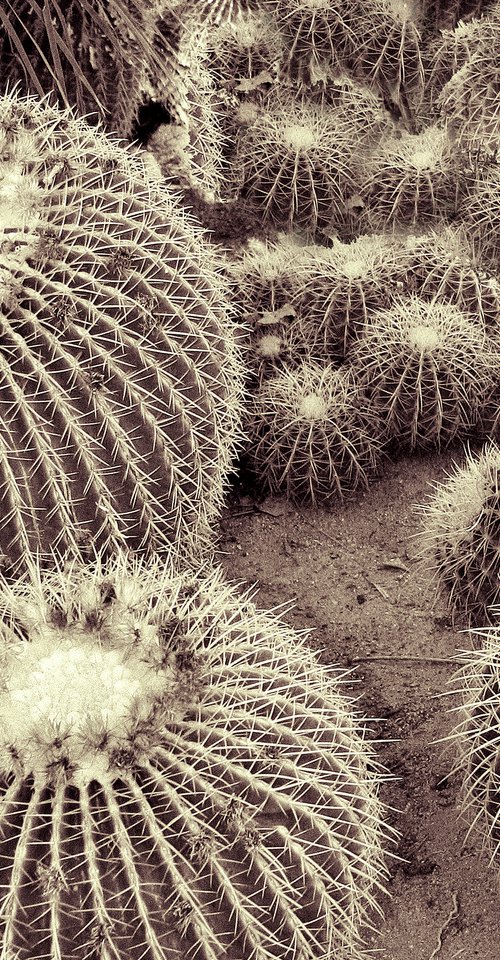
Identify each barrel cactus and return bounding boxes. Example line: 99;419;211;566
0;552;390;959
360;125;461;229
232;91;368;236
418;442;500;625
448;630;500;863
249;360;383;503
0;91;243;572
460;162;500;267
348;296;495;451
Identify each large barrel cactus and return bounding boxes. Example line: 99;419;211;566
0;92;243;572
0;553;389;959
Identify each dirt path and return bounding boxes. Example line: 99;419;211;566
216;446;499;959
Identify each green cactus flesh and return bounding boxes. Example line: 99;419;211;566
0;554;389;959
0;93;243;571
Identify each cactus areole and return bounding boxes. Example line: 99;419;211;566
0;555;388;960
0;92;242;572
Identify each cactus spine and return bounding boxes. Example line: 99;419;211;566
0;553;389;959
0;92;243;572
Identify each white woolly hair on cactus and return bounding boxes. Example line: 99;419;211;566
233;91;372;236
399;225;500;328
443;627;500;864
360;124;461;228
0;90;244;572
0;551;391;960
417;442;500;625
348;296;495;451
273;0;361;86
249;360;383;503
460;162;500;267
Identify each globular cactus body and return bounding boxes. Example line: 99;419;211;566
0;93;243;571
249;360;383;502
349;296;494;451
418;442;500;624
0;554;389;959
233;93;368;236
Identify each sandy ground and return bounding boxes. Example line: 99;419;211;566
216;445;499;960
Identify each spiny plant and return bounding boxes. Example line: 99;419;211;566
444;627;500;870
286;233;403;359
398;225;500;328
0;0;186;136
351;0;424;121
273;0;360;87
360;124;462;228
148;23;230;201
460;161;500;266
0;552;390;960
0;91;243;572
203;8;284;93
423;14;495;114
348;296;495;451
249;360;383;503
435;13;500;156
417;442;500;625
225;234;308;320
233;91;375;236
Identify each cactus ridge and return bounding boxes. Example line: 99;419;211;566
0;554;390;960
418;442;500;625
0;92;243;570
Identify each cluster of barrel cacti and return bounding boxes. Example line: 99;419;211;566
145;0;500;507
0;5;395;958
1;0;500;949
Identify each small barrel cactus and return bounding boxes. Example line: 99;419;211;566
274;0;360;86
232;91;370;236
448;631;500;863
249;360;383;503
352;0;424;111
360;125;461;229
418;442;500;625
0;553;390;959
348;296;495;451
0;92;243;572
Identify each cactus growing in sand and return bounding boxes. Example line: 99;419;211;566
249;360;383;503
349;296;494;451
0;552;389;959
418;442;500;624
0;92;243;572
